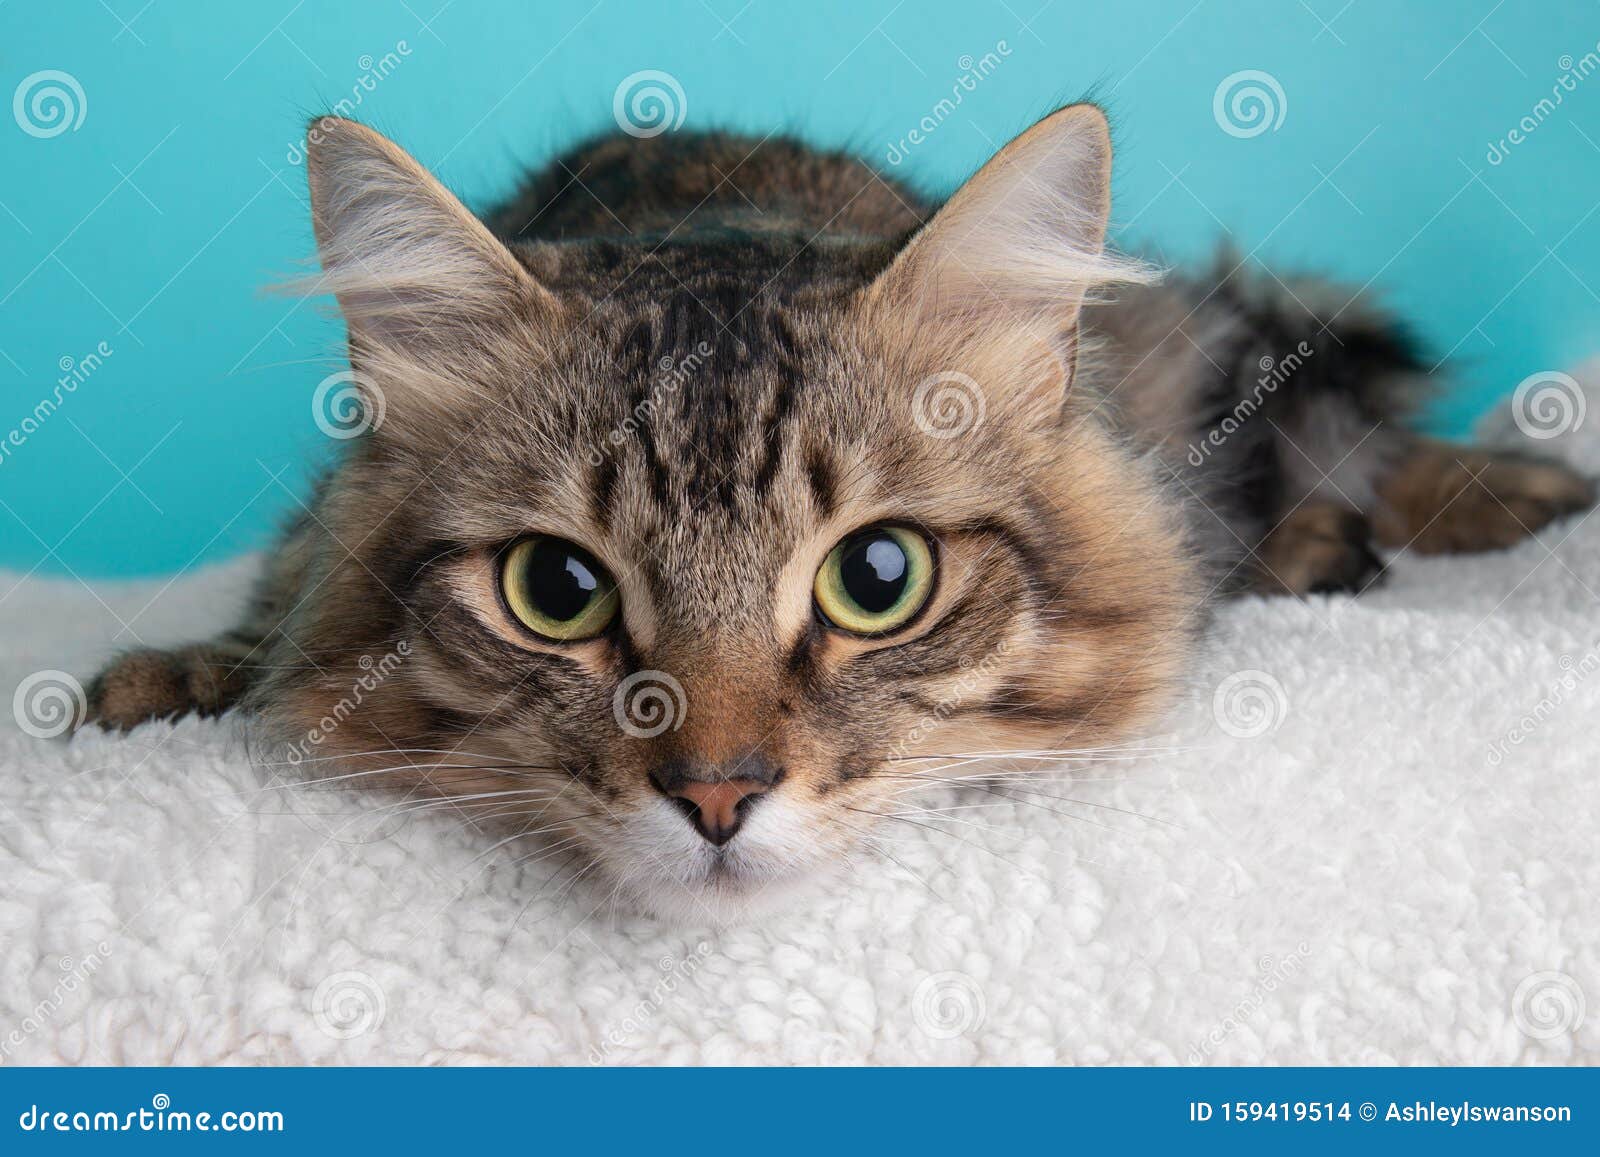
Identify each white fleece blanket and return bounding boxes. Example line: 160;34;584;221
3;379;1598;1067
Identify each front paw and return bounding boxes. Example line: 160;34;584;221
83;646;249;731
1255;504;1384;596
1375;444;1595;554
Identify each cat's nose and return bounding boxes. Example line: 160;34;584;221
649;756;779;846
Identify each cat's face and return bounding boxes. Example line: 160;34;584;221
262;111;1202;922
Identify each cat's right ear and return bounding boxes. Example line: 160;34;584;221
302;117;558;377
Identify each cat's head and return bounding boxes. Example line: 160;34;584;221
261;108;1203;922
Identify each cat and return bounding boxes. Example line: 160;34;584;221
82;105;1592;921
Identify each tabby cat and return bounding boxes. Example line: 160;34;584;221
83;106;1592;920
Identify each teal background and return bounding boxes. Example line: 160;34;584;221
3;0;1600;577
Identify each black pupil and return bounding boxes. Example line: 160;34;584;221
522;539;600;622
840;532;909;614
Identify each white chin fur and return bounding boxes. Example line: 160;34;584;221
587;795;838;925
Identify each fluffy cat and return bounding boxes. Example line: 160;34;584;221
83;106;1592;920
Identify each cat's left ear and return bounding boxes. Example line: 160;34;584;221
862;104;1150;420
303;117;558;371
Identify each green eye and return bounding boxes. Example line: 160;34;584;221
500;536;620;641
814;525;935;636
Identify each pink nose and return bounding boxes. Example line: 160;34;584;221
663;779;770;846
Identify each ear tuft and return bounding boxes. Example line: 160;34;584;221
300;117;552;352
866;103;1155;349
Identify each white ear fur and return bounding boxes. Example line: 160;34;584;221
865;104;1153;369
303;117;553;352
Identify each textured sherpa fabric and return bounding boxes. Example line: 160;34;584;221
3;374;1598;1067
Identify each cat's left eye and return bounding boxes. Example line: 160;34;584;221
499;535;620;641
814;525;935;636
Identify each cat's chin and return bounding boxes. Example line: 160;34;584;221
605;857;835;927
585;794;844;925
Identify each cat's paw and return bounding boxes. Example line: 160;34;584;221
1375;444;1595;554
1255;503;1384;596
83;645;250;731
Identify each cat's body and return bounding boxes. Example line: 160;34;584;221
84;111;1592;920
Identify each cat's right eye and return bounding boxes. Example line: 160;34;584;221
813;525;935;636
499;535;620;641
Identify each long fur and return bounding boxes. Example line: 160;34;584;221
81;107;1593;921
